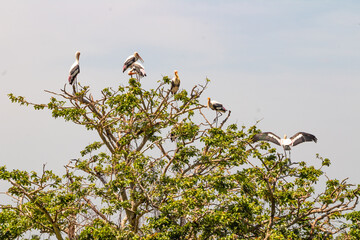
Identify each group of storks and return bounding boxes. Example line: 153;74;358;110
68;51;317;158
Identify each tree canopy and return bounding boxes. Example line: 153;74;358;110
2;77;360;239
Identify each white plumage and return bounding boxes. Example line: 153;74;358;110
207;97;227;125
207;98;227;113
170;70;180;94
68;51;80;85
123;52;144;73
128;62;147;78
252;132;317;150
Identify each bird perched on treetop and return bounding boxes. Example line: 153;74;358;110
252;132;317;159
123;52;144;73
128;62;147;79
207;98;227;125
207;98;227;114
170;70;180;95
68;51;80;85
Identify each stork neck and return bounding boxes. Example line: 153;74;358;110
207;99;211;108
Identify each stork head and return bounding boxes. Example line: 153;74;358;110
134;52;144;63
174;70;179;78
75;51;80;60
284;134;287;139
207;97;211;107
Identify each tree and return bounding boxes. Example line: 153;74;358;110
2;77;360;239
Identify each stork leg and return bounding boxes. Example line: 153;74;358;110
283;150;292;164
283;148;287;159
216;112;224;127
212;117;216;125
72;78;78;94
212;113;217;124
289;150;292;163
213;112;219;126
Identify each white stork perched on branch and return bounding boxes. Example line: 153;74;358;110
207;98;227;125
123;52;144;73
252;132;317;158
68;51;80;85
170;70;180;95
128;62;146;80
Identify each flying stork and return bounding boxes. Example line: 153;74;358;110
123;52;144;73
68;51;80;85
128;62;146;80
170;70;180;95
252;132;317;158
207;98;227;125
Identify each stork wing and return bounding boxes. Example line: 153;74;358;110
170;83;178;94
68;65;80;84
170;79;180;94
210;100;221;105
140;69;146;77
291;132;317;146
70;64;80;76
171;78;180;87
212;102;226;112
252;132;282;146
132;63;146;77
123;56;136;72
133;62;144;69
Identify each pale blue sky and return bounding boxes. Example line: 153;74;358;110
1;1;360;186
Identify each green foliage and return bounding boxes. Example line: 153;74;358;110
2;77;359;239
0;209;32;239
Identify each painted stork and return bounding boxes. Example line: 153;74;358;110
68;51;80;85
123;52;144;73
128;62;146;79
207;98;227;125
252;132;317;158
170;70;180;95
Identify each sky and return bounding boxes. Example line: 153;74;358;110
0;1;360;190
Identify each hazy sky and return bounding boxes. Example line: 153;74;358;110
1;1;360;188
